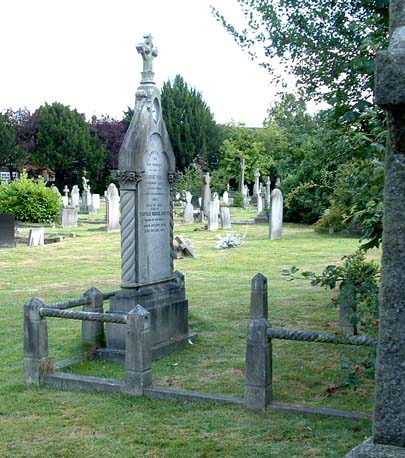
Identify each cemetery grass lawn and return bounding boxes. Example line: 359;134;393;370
0;205;379;457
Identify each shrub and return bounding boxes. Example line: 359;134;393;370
173;167;203;197
283;250;380;390
0;172;62;223
232;192;244;207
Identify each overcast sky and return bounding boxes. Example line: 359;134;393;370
0;0;294;127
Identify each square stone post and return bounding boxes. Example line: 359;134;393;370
250;273;268;320
245;317;272;410
346;1;405;456
82;287;105;350
124;305;152;395
24;297;49;385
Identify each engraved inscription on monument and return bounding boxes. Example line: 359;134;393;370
138;133;171;283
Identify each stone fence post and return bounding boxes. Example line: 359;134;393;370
82;287;105;349
124;305;152;395
250;273;268;320
245;317;272;410
24;297;49;385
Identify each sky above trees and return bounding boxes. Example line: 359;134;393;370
0;0;296;127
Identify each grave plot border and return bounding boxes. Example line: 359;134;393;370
23;275;374;421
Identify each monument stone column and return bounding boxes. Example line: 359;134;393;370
103;34;192;361
239;158;246;193
346;1;405;456
201;172;211;218
253;169;260;198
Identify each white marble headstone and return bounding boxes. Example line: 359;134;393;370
270;188;283;240
28;227;44;247
105;183;120;232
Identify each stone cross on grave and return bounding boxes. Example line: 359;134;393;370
136;33;158;84
346;1;405;457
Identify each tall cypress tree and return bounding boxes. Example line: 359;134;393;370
161;75;221;170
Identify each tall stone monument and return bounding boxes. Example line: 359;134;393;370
201;172;211;218
266;176;271;209
346;1;405;456
104;34;191;360
239;158;246;193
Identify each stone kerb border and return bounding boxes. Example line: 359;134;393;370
23;277;372;420
24;289;152;395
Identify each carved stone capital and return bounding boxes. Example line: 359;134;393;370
112;170;144;189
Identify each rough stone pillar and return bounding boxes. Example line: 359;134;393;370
245;317;272;410
239;158;246;193
82;287;105;349
346;1;405;456
250;273;268;320
124;305;152;395
24;297;49;385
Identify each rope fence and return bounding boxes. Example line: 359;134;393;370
267;327;377;347
49;291;117;310
39;307;127;324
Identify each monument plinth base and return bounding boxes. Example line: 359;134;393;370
254;212;269;224
346;438;405;457
101;271;194;360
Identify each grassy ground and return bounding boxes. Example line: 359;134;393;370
0;204;379;457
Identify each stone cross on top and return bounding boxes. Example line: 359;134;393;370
136;33;158;84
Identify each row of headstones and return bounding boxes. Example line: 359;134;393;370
52;185;100;213
56;183;120;232
182;190;231;226
0;184;120;248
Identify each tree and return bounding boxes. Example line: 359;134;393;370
33;102;107;192
161;75;222;170
219;125;275;187
91;115;127;170
214;0;389;117
9;108;39;154
262;93;317;178
0;111;22;180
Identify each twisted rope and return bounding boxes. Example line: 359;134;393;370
267;327;377;347
120;190;136;285
39;307;127;324
46;291;118;310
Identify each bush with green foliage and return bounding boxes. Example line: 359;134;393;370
283;172;332;224
0;172;62;223
173;167;203;198
283;250;380;389
232;192;244;208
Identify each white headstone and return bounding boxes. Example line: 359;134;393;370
51;185;61;196
105;183;120;232
92;194;100;210
59;206;78;228
222;190;229;204
28;227;44;247
71;185;80;207
270;188;283;240
220;207;231;229
257;194;263;214
183;203;194;224
185;191;192;204
208;200;219;231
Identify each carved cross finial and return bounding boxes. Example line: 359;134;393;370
136;33;158;84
